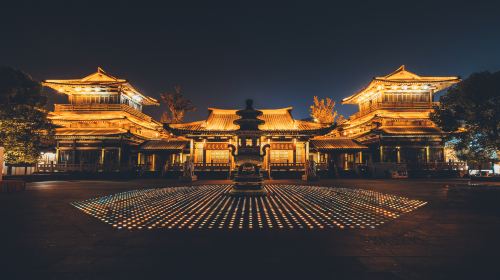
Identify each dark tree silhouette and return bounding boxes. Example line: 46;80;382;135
0;67;54;167
160;85;196;123
431;71;500;169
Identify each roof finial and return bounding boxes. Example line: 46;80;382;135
400;65;406;71
97;67;105;73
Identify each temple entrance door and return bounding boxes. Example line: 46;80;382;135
103;149;119;171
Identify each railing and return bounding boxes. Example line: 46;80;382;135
194;162;231;171
407;161;467;171
54;103;152;121
270;162;305;171
36;163;124;173
316;163;328;171
36;163;99;173
351;102;438;119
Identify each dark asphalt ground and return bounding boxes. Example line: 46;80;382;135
1;178;500;280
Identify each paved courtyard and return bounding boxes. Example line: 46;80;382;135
1;178;500;279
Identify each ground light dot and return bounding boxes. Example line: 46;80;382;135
71;184;427;230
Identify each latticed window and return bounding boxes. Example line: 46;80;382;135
270;150;291;163
207;150;229;163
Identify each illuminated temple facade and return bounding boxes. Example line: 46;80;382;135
37;66;462;177
164;107;336;176
338;65;461;175
42;68;167;172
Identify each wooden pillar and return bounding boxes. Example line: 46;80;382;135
426;146;430;163
72;140;77;164
379;146;384;163
305;141;310;162
118;147;122;170
396;147;401;163
353;152;359;174
189;139;194;159
100;148;105;165
230;138;236;169
202;140;206;166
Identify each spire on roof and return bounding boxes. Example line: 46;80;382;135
97;67;105;74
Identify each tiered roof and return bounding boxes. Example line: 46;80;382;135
43;67;158;105
166;107;334;136
140;139;189;151
342;65;460;104
310;138;367;151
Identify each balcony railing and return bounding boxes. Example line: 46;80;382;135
407;161;467;171
194;162;231;171
352;102;438;119
36;163;121;173
270;162;305;171
54;103;152;121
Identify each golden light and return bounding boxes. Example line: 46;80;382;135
71;184;427;230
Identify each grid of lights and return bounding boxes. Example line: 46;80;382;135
71;184;426;230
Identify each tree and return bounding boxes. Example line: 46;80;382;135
160;85;196;123
310;96;338;124
0;67;54;167
430;71;500;169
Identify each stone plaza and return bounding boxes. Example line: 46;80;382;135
1;178;500;279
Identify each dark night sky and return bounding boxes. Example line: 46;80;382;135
2;1;500;121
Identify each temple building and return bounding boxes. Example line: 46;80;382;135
31;65;466;178
41;68;168;172
337;65;462;176
164;107;338;176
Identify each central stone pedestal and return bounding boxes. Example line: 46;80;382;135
229;162;267;196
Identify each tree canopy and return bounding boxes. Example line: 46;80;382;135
160;85;196;123
310;96;339;124
0;67;54;165
431;71;500;166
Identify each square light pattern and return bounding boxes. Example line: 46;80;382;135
72;185;427;230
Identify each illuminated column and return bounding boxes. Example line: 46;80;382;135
100;148;105;165
396;147;400;163
151;154;156;171
293;138;297;164
305;141;310;162
137;152;142;165
189;139;194;159
379;146;384;163
358;151;363;164
426;146;430;163
118;147;122;170
202;139;206;165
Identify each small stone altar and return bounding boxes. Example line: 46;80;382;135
228;99;270;196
